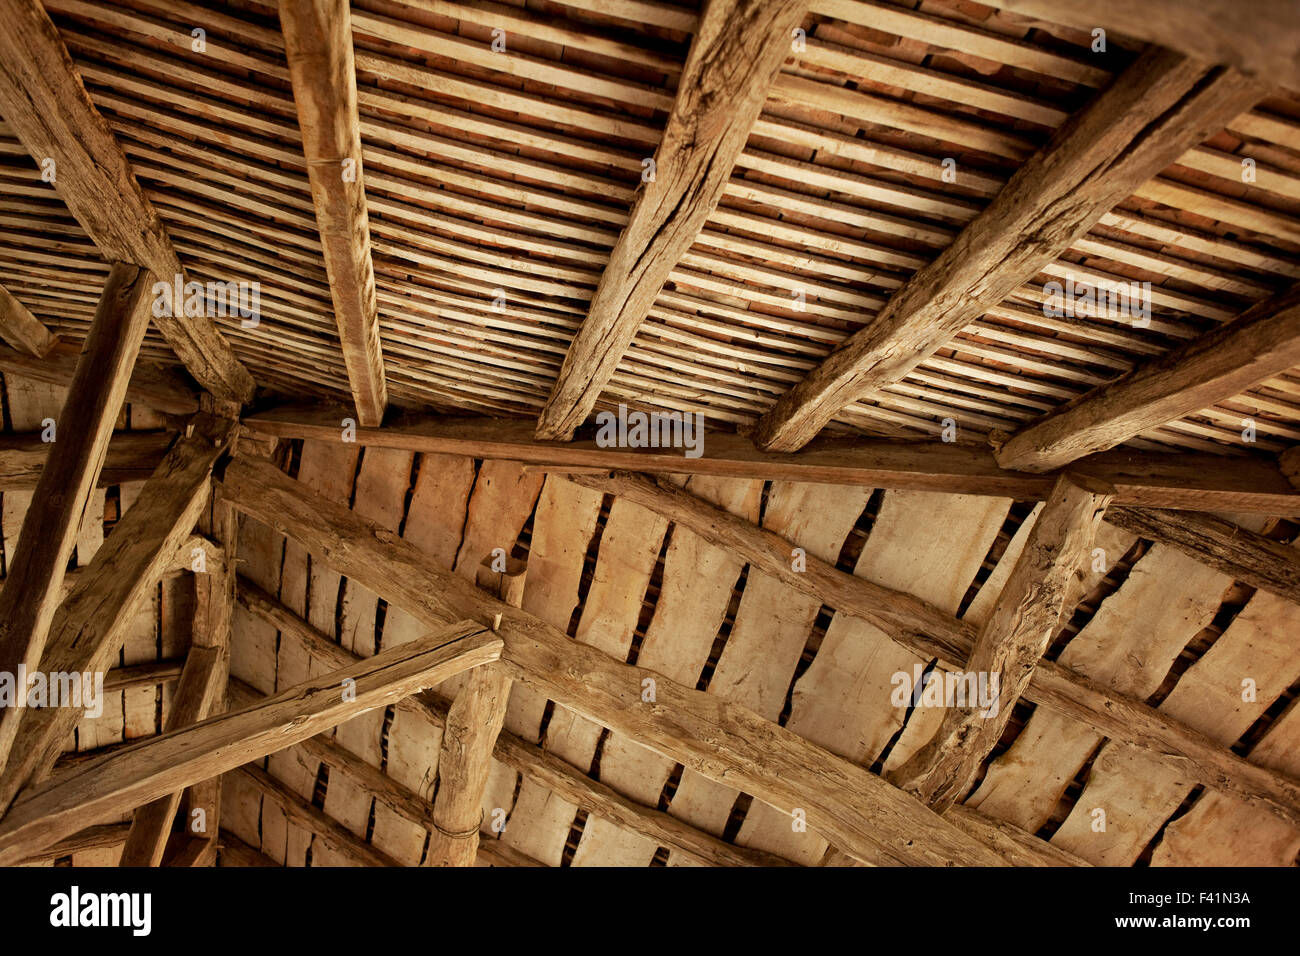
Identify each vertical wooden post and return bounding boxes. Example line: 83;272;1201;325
423;555;526;866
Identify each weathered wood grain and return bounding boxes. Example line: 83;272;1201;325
280;0;387;425
535;0;809;439
998;282;1300;471
751;52;1266;451
0;283;56;357
0;0;253;401
891;475;1114;810
0;429;173;489
0;620;500;864
0;262;155;779
245;404;1300;514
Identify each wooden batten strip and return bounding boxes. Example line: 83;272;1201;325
0;0;253;400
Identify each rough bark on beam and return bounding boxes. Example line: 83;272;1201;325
218;455;1007;866
425;556;525;867
1107;507;1300;605
0;262;155;776
0;0;253;401
0;429;173;489
891;475;1114;811
0;414;238;815
997;283;1300;472
570;470;1300;830
0;283;56;357
534;0;809;440
237;765;398;867
981;0;1300;90
752;52;1267;452
244;404;1300;514
280;0;387;426
0;621;500;864
236;581;795;868
0;341;200;416
119;645;227;867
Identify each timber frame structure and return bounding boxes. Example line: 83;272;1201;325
0;0;1298;871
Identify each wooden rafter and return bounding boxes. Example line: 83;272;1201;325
244;405;1300;513
535;0;809;440
0;341;200;416
0;0;254;402
217;454;1015;866
997;282;1300;471
891;474;1114;811
0;262;155;778
570;470;1300;829
0;620;500;864
0;282;56;357
0;429;172;490
751;52;1267;452
280;0;387;426
981;0;1300;90
0;414;238;814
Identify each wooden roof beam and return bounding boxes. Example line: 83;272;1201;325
535;0;809;440
279;0;387;426
0;341;200;417
0;415;238;815
981;0;1300;91
997;283;1300;472
0;429;173;490
244;404;1300;514
570;470;1300;830
236;579;795;868
0;283;56;357
0;262;154;780
891;474;1115;811
0;620;500;864
0;0;254;402
217;454;1014;866
751;52;1268;452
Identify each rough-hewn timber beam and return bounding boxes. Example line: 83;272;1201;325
119;645;226;867
751;52;1267;452
0;0;254;401
280;0;386;426
0;429;173;489
1107;507;1300;605
244;404;1300;514
236;580;798;868
0;282;56;357
425;556;524;867
535;0;809;440
0;262;155;778
0;415;238;815
569;470;1300;830
218;454;1008;866
892;475;1114;811
228;679;546;868
0;341;200;416
0;621;500;864
997;282;1300;472
981;0;1300;90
